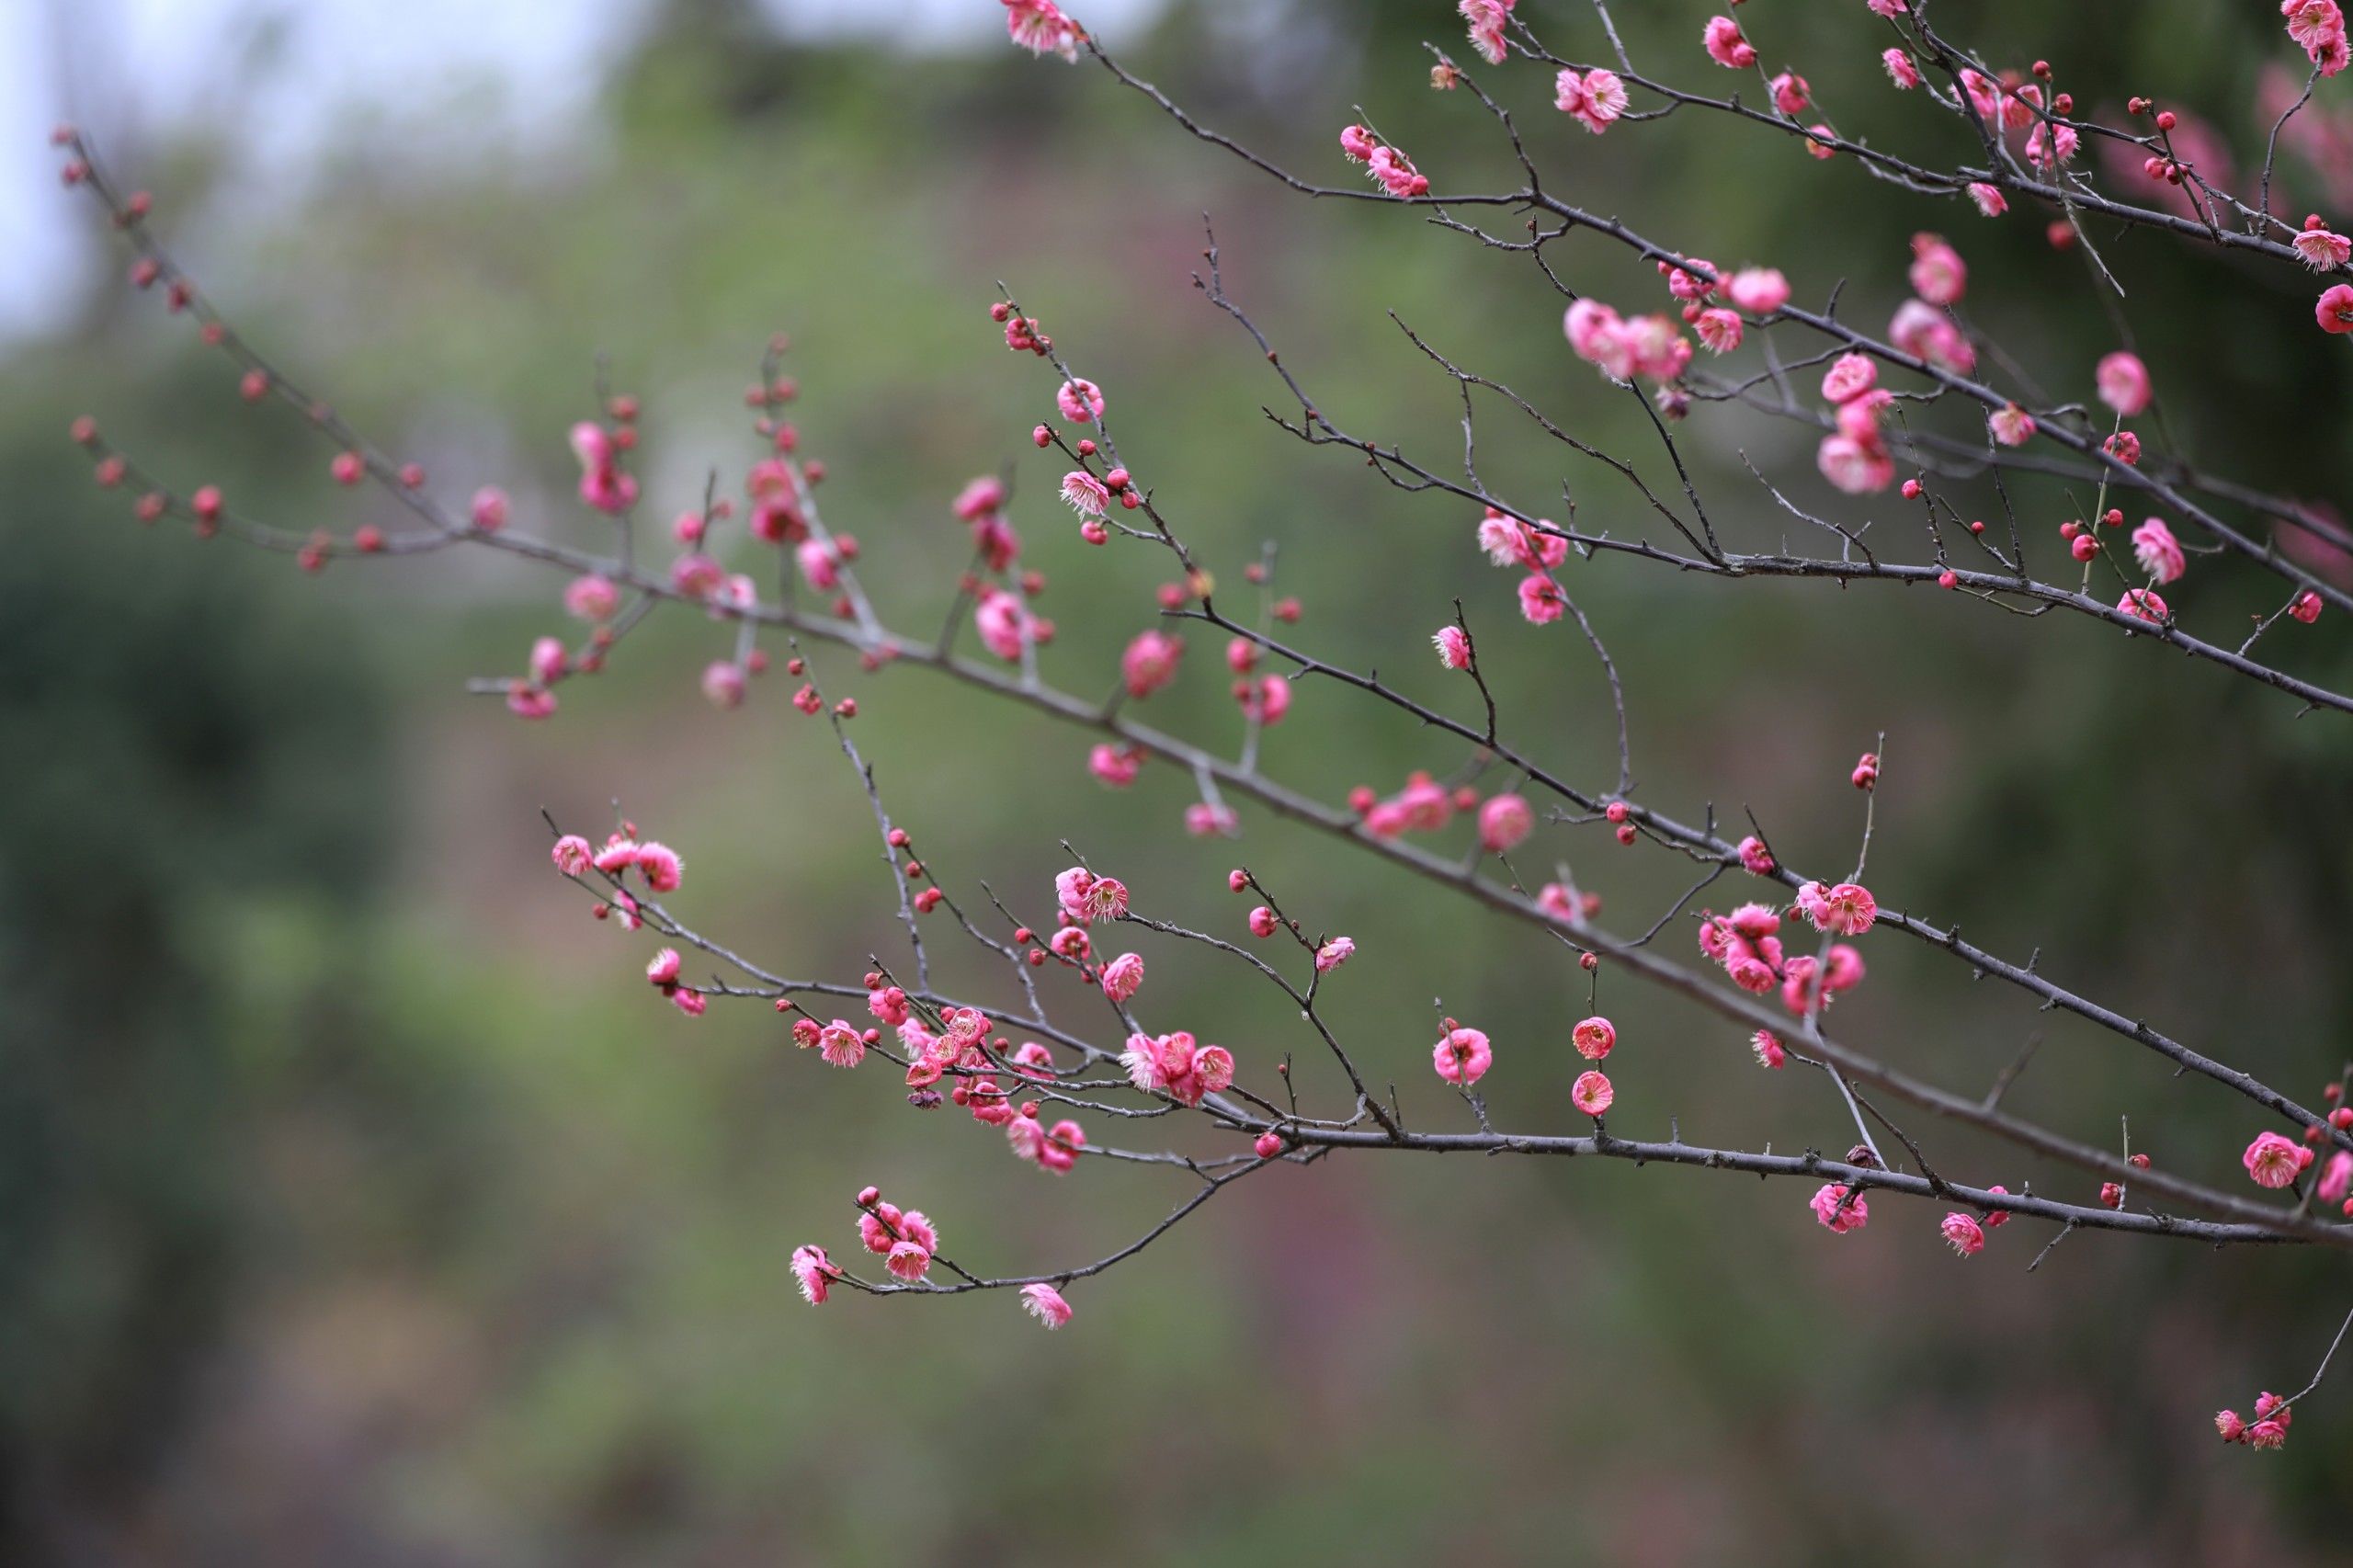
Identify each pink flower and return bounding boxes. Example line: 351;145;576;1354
1909;233;1967;305
568;421;637;515
1365;144;1430;199
2317;1149;2353;1204
1088;742;1142;788
2131;517;2186;584
1100;951;1144;1002
564;574;620;621
1247;905;1279;938
1518;574;1567;624
2244;1131;2306;1187
2284;0;2349;72
470;485;509;531
1572;1015;1616;1061
1338;124;1378;164
1433;1026;1493;1086
1240;673;1290;726
1121;1030;1234;1106
815;1019;867;1069
790;1244;840;1305
2025;120;2079;168
2293;220;2353;270
1021;1281;1074;1328
1571;1069;1614;1116
529;636;566;686
1564;299;1631;378
1941;1212;1985;1256
551;835;593;875
1989;404;2036;447
1702;16;1756;69
1054;866;1129;924
2116;587;2170;624
1056;377;1105;424
634;841;683;892
796;539;840;592
1434;625;1472;669
1693;308;1744;355
2096;351;2153;415
1185;801;1238;836
2291;589;2324;623
952;474;1006;521
1736;835;1777;875
670;552;724;598
2318;282;2353;333
1478;793;1533;853
1061;471;1109;516
974;587;1038;662
1966;182;2008;218
1890;299;1976;373
1817;435;1895;495
1459;0;1516;65
1768;72;1810;116
1810;1182;1870;1233
1554;67;1628;134
1002;0;1078;61
1314;936;1355;971
701;660;745;710
1725;267;1790;314
1751;1030;1786;1069
646;948;681;986
1120;630;1184;698
1478;511;1570;570
2215;1409;2247;1443
1882;49;1921;88
1797;880;1877;937
1821;353;1878;404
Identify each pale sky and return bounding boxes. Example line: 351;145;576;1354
2;0;1166;338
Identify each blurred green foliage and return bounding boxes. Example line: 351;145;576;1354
6;0;2353;1561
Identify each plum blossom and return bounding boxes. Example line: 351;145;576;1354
1088;742;1142;788
1120;630;1184;698
1796;880;1877;937
1909;233;1967;305
1725;267;1790;314
1021;1281;1075;1328
2243;1131;2309;1187
790;1244;841;1305
1989;404;2036;447
1811;1183;1870;1233
1477;793;1532;853
1459;0;1515;65
1941;1212;1985;1256
1702;16;1756;69
1433;1026;1493;1086
1572;1016;1616;1061
1570;1069;1613;1116
2293;217;2352;269
564;573;620;621
1121;1030;1235;1106
1434;624;1472;669
2319;283;2353;333
1100;951;1144;1002
1055;865;1130;924
1883;49;1922;88
1314;936;1355;971
2132;518;2187;584
1003;0;1079;61
1966;183;2007;218
1751;1030;1787;1069
1553;67;1628;134
1061;471;1109;517
2117;587;2171;624
551;835;593;875
2096;351;2153;415
1007;1111;1086;1174
1821;353;1878;404
1056;377;1105;424
569;421;638;515
1890;299;1976;373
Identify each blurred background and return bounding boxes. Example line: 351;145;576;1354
6;0;2353;1562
